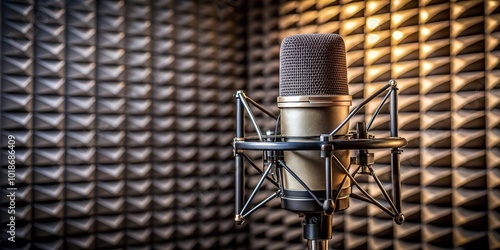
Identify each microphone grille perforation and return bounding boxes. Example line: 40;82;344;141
279;34;349;96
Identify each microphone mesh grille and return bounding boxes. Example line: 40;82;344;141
279;34;349;96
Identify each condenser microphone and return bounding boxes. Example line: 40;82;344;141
233;33;406;250
278;33;352;214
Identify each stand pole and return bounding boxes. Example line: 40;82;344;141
234;94;245;223
303;213;332;250
390;83;403;223
307;240;328;250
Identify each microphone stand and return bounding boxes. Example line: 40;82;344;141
303;213;331;250
233;79;406;249
308;240;328;250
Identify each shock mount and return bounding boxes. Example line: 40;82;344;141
233;80;407;249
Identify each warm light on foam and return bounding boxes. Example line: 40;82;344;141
345;5;358;16
367;49;382;59
367;17;380;30
367;33;380;44
367;66;383;78
393;47;404;57
367;1;378;12
422;44;432;55
421;10;429;21
423;61;433;71
343;21;357;32
393;14;403;26
421;27;430;36
392;30;403;40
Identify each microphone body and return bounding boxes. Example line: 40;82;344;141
278;96;351;212
278;33;352;213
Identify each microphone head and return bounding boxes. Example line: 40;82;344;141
279;33;349;96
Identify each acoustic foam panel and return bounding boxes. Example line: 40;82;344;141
0;0;247;249
245;0;498;249
1;0;499;249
